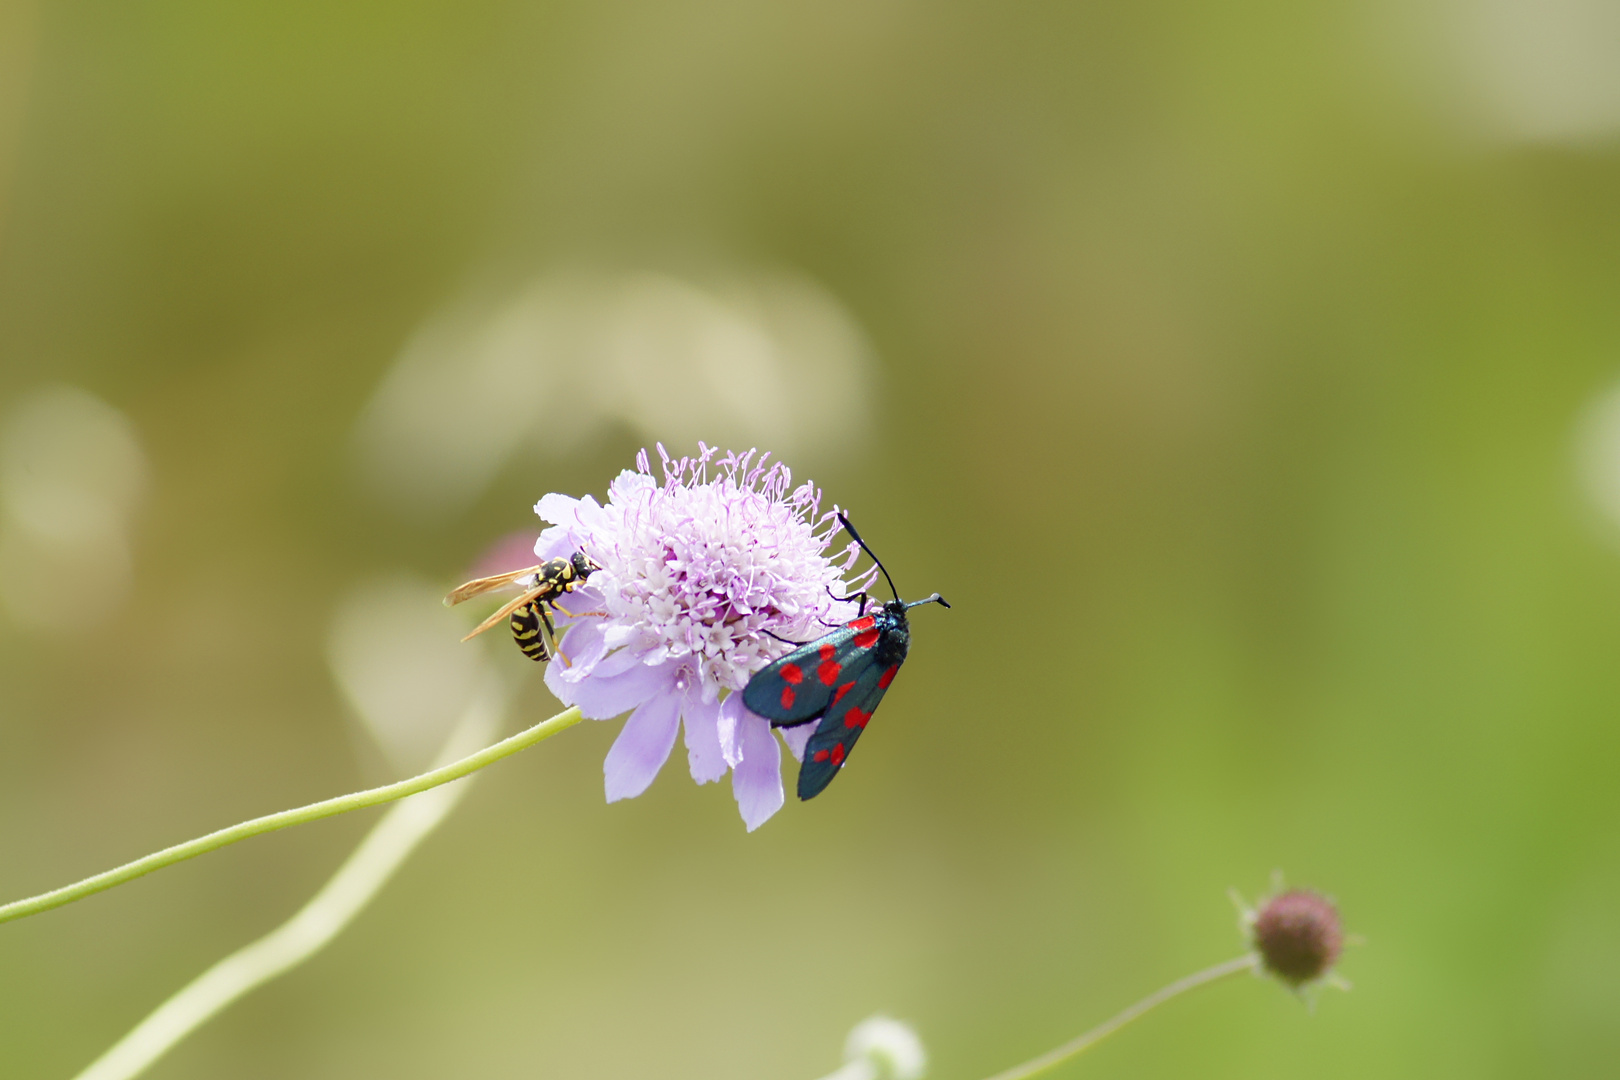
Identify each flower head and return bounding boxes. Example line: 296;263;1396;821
843;1016;927;1080
1236;880;1347;991
533;444;873;829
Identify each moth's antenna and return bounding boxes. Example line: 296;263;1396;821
838;512;900;601
907;592;950;610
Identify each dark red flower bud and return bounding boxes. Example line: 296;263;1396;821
1251;889;1343;986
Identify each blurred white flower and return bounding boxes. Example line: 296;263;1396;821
0;384;147;631
326;576;494;774
1390;0;1620;145
1576;379;1620;539
1460;0;1620;143
352;266;874;516
839;1016;927;1080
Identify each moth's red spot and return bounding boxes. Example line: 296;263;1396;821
831;743;846;765
854;628;880;649
844;707;872;730
850;615;876;630
780;663;804;685
878;664;899;689
817;659;842;685
780;686;796;710
813;749;831;762
819;643;836;660
833;681;855;704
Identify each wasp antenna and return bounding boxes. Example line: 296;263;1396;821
908;592;949;610
837;512;901;601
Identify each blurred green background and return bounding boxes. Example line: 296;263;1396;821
4;0;1620;1077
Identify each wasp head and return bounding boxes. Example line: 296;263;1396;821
570;550;600;580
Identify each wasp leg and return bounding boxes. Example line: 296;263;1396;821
537;604;559;661
537;603;585;668
548;603;610;666
551;601;608;620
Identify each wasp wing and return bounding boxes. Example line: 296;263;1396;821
460;580;550;642
795;654;903;800
742;624;869;726
444;565;543;606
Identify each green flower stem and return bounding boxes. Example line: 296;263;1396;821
979;953;1258;1080
72;689;508;1080
812;1064;874;1080
0;705;583;927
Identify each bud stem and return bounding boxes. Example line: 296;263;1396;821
813;1063;879;1080
979;953;1259;1080
0;706;584;926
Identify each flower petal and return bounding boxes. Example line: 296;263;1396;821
543;632;591;702
682;692;727;785
604;692;682;802
536;492;604;530
777;716;818;762
601;644;653;676
556;654;675;718
534;492;581;526
731;710;785;831
606;469;655;503
536;494;611;558
602;622;642;650
552;617;607;674
717;693;746;768
534;523;578;562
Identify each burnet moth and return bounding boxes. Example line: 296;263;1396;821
742;514;948;800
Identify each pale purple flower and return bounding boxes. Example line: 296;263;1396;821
534;444;874;829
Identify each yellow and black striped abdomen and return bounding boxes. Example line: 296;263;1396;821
510;601;551;661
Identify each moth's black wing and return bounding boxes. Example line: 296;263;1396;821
796;653;903;800
743;623;865;727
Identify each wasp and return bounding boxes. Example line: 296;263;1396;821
445;550;601;663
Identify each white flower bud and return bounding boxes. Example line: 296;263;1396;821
843;1016;926;1080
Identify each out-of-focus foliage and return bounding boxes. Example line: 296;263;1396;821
2;1;1619;1077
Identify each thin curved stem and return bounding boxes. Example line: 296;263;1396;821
71;687;509;1080
980;954;1258;1080
810;1063;875;1080
0;705;582;926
